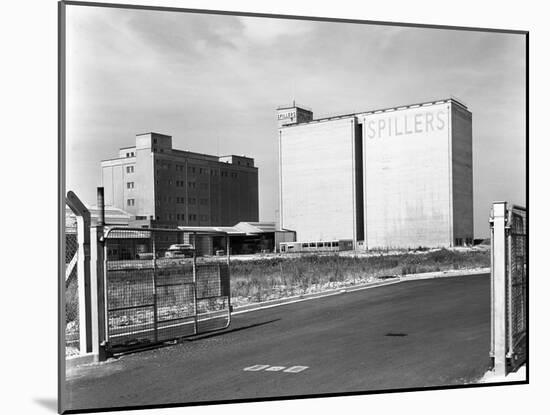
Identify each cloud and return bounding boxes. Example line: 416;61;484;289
64;5;526;235
239;15;315;43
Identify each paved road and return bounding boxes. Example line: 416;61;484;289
65;274;491;411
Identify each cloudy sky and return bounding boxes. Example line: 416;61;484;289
65;5;526;237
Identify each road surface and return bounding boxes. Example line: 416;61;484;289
65;273;491;411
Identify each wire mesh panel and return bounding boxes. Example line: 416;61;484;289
507;207;527;371
104;228;231;352
196;262;231;332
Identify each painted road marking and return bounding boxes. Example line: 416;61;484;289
243;365;270;371
283;366;309;373
265;366;286;371
243;365;309;373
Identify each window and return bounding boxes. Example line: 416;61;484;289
199;198;208;205
127;199;135;206
189;198;196;205
126;182;134;189
188;181;196;189
126;165;134;173
189;214;197;221
200;183;208;190
200;215;208;221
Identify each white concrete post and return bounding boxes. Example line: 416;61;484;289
90;226;107;361
66;191;92;354
75;215;89;353
492;201;508;377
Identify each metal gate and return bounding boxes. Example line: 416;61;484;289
506;206;527;371
104;227;231;352
490;202;527;375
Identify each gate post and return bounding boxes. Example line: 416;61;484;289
491;201;507;377
89;187;108;361
90;225;108;361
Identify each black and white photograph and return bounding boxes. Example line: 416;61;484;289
7;0;550;414
54;0;531;413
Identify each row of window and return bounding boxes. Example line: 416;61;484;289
125;151;135;158
158;161;245;177
156;196;209;205
170;213;209;221
167;163;245;175
128;164;245;178
127;207;213;222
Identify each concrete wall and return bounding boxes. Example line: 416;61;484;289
135;138;155;219
101;159;136;214
451;103;474;242
361;102;453;248
279;117;356;242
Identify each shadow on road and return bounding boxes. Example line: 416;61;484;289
34;398;57;413
186;319;281;341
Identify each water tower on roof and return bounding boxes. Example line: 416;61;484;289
276;101;313;128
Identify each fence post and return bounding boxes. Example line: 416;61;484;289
491;201;507;377
66;191;92;354
193;232;198;335
152;233;158;343
90;225;108;361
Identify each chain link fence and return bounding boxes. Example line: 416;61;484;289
507;206;527;371
490;202;527;376
65;205;80;354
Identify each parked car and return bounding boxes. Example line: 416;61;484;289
136;252;154;260
164;243;195;258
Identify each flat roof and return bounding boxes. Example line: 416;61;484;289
177;222;291;236
136;132;172;137
280;97;469;128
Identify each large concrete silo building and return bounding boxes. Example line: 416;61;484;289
277;98;473;249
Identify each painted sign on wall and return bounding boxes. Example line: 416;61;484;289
365;108;447;139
